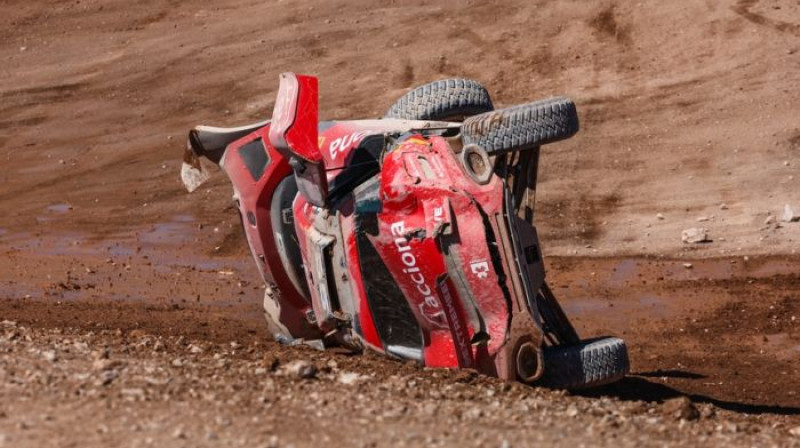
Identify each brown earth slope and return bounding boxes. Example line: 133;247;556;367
1;0;800;446
1;0;798;256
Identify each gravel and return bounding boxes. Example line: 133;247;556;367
281;359;317;380
661;397;699;421
0;325;797;447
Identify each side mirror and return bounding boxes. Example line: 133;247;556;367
269;73;329;207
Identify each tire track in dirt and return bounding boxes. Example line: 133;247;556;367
732;0;800;36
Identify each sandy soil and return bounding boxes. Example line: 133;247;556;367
1;0;800;446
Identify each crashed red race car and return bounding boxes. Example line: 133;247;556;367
182;73;629;389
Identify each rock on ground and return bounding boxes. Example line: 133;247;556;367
782;205;799;223
682;228;711;244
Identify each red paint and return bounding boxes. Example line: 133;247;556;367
221;125;317;339
213;76;534;377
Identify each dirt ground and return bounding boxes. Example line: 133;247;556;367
1;0;799;446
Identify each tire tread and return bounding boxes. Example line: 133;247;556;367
540;337;629;390
461;97;579;154
384;78;493;121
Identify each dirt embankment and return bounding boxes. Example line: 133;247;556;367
1;0;800;446
1;0;798;256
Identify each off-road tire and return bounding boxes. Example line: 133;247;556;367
461;97;579;154
540;337;629;390
384;78;494;122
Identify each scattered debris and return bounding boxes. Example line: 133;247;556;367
0;319;795;445
782;204;799;223
92;359;125;372
565;406;580;418
282;360;317;380
98;369;119;386
121;388;146;400
337;371;368;386
128;329;147;339
172;427;187;439
698;404;716;419
42;350;57;363
682;228;711;244
662;396;699;421
717;420;740;434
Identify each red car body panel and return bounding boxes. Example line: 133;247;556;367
370;136;512;369
219;118;434;341
219;126;317;338
184;73;630;388
221;113;531;374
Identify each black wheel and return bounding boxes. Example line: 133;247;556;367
461;97;579;155
539;337;629;390
384;78;494;122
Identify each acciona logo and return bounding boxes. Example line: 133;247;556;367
390;221;447;329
